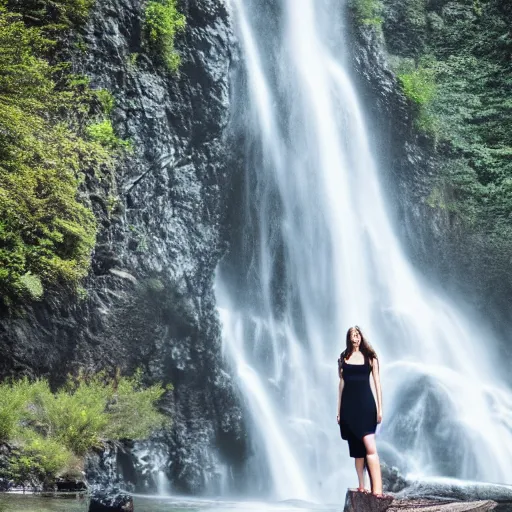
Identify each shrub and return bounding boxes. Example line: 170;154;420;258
0;371;168;481
0;378;34;441
14;372;167;455
19;272;44;300
8;432;74;485
104;370;168;440
7;0;96;28
86;119;133;151
95;89;115;115
144;0;186;72
29;376;111;456
397;64;436;106
349;0;383;28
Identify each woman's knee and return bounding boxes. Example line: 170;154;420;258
363;435;377;455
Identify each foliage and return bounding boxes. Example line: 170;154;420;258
396;61;436;106
27;371;168;455
86;119;133;150
349;0;383;28
381;0;512;300
0;372;168;483
95;89;115;115
395;58;439;137
127;52;139;68
0;378;34;441
6;432;73;485
18;272;44;300
104;369;170;440
0;6;127;305
144;0;186;72
6;0;95;28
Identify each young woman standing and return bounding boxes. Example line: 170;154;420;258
337;326;384;496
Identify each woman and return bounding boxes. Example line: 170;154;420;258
337;326;384;496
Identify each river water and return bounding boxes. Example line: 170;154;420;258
0;495;338;512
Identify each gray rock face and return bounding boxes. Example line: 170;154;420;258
395;480;512;508
346;24;449;287
0;0;246;495
344;489;500;512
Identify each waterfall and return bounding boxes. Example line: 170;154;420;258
215;0;512;502
132;443;172;496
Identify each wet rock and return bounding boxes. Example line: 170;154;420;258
89;487;134;512
344;490;394;512
395;480;512;510
388;499;497;511
382;463;408;493
85;443;124;491
343;490;498;512
55;479;88;492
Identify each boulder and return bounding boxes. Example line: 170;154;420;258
389;499;497;511
343;490;498;512
344;489;394;512
89;487;134;512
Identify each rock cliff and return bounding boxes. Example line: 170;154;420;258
0;0;246;494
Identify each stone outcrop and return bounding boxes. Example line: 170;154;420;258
343;490;498;512
396;480;512;511
89;487;134;512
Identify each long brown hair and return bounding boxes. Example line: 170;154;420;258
338;325;378;375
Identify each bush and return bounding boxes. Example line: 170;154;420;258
29;376;111;456
0;378;34;441
144;0;186;72
0;371;169;481
7;0;95;28
86;120;133;150
349;0;383;28
7;432;74;485
382;0;512;304
7;372;167;455
104;370;168;440
397;63;436;106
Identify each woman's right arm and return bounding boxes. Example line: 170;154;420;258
337;368;344;424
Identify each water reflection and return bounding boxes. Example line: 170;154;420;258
0;494;339;512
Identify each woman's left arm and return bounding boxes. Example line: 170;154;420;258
372;358;383;424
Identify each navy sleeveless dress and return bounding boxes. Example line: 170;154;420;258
338;355;377;458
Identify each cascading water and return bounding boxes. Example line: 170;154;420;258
215;0;512;503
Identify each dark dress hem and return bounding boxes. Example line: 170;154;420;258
338;355;377;458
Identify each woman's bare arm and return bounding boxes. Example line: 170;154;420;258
372;358;383;423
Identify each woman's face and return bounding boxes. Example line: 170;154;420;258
350;328;361;348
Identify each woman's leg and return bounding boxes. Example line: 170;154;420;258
362;434;382;495
355;457;366;490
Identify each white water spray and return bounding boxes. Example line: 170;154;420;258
216;0;512;502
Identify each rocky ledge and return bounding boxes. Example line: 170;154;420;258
347;477;512;512
344;490;497;512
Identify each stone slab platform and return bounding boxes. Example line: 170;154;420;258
344;489;497;512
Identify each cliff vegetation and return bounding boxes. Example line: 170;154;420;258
0;0;185;308
351;0;512;312
0;370;167;487
0;1;125;307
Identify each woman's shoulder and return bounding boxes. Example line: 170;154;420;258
337;356;345;376
367;353;379;369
